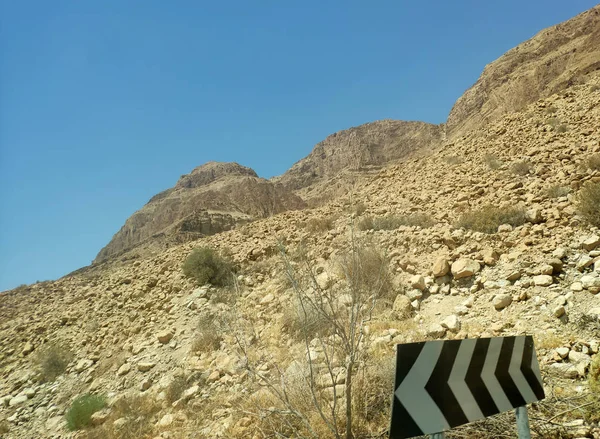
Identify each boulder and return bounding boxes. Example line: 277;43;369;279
393;295;413;320
451;259;481;279
493;293;512;310
433;258;451;277
533;275;553;287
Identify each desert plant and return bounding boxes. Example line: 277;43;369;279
358;214;434;231
165;374;188;405
65;394;106;431
590;354;600;393
555;124;568;133
456;205;527;234
544;185;571;199
483;154;503;170
443;155;464;165
0;420;9;434
35;343;74;382
588;153;600;171
305;216;336;233
511;160;533;176
191;313;224;353
577;182;600;227
182;247;233;287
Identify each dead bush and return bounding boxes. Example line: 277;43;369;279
191;313;224;354
456;205;527;234
35;343;74;383
358;214;434;231
577;181;600;227
510;160;533;176
282;297;331;341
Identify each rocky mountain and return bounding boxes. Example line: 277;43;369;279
94;162;306;263
2;6;600;439
447;5;600;137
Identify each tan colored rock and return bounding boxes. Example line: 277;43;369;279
117;363;131;376
493;293;512;310
137;362;156;372
392;295;413;320
432;258;450;277
533;275;553;286
582;235;600;251
451;259;480;279
157;330;174;344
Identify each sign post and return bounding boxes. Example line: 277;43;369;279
389;336;544;439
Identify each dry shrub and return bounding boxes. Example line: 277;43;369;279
510;160;533;176
282;297;331;341
358;214;434;231
85;394;160;439
456;205;527;234
590;354;600;393
588;153;600;171
336;244;393;300
35;343;74;383
443;155;464;165
305;216;336;233
577;181;600;227
555;124;568;133
165;374;188;405
191;313;224;354
352;202;367;216
0;420;10;434
544;185;571;199
483;154;503;170
182;247;233;287
353;357;395;435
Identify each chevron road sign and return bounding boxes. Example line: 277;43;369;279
389;336;545;439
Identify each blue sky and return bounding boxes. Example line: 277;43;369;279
0;1;597;291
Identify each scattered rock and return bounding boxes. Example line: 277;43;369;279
433;258;450;277
451;259;481;279
533;275;553;287
393;294;413;320
157;330;174;344
493;293;512;310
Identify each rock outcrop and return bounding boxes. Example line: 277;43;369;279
447;5;600;137
94;162;305;263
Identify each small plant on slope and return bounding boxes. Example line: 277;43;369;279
183;247;233;287
456;205;527;234
577;181;600;227
65;394;106;431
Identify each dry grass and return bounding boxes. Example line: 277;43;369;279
281;297;331;341
510;160;533;176
455;205;527;234
166;374;189;405
577;181;600;227
533;331;565;350
358;213;434;231
35;343;74;383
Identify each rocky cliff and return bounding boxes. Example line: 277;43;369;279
447;5;600;137
93;162;306;263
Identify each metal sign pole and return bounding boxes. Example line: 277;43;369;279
429;433;445;439
515;406;531;439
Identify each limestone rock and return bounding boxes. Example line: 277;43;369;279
432;258;450;277
117;363;131;376
533;275;553;287
410;275;426;291
393;295;413;320
137;362;156;372
157;330;174;344
441;315;461;332
451;259;481;279
493;294;512;310
582;235;600;251
426;324;446;338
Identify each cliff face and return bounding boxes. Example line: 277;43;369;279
447;6;600;137
273;120;444;192
93;162;306;263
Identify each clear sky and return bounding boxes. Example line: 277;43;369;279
0;1;597;291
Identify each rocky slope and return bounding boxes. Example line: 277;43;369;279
94;162;306;263
447;5;600;138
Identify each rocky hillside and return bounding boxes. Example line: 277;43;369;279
94;162;306;263
1;75;600;439
447;5;600;137
272;120;443;194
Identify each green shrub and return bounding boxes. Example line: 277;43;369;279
183;247;233;287
510;161;533;176
577;182;600;227
456;205;527;234
358;214;434;231
65;394;106;431
35;343;73;383
483;154;503;170
588;153;600;171
544;185;571;199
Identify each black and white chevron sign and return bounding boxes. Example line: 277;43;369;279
389;336;544;438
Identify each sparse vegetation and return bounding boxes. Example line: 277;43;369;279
165;374;188;405
0;420;9;434
510;160;533;176
577;181;600;227
358;213;434;231
65;394;106;431
544;184;571;199
35;343;74;383
456;205;527;234
182;247;233;287
587;153;600;171
282;296;331;341
555;123;568;133
590;354;600;393
483;154;503;170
